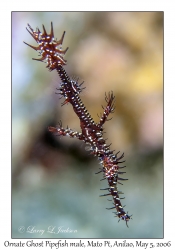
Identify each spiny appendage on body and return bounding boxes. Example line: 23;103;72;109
99;153;131;227
24;22;68;70
48;121;85;141
97;92;115;127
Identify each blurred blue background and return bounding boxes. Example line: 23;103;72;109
12;12;163;238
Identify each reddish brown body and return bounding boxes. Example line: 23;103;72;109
24;22;131;226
